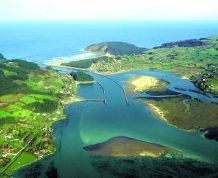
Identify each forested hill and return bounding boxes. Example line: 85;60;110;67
85;42;147;55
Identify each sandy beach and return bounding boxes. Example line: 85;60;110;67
46;61;62;66
147;103;168;122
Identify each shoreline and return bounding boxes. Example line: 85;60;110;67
126;75;166;93
144;100;198;133
7;96;83;177
8;64;216;176
46;61;131;76
47;62;211;134
62;96;84;105
147;103;168;122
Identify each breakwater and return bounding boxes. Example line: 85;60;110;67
84;98;106;104
97;82;105;94
102;75;129;105
113;81;129;105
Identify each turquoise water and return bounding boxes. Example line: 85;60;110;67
12;70;218;177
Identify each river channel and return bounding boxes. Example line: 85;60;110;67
12;70;218;178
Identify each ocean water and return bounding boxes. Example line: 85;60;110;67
0;20;218;65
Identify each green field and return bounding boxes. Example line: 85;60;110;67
4;152;37;175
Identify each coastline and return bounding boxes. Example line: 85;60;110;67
62;96;84;105
46;62;197;131
147;103;168;122
142;99;199;133
8;64;218;177
7;95;83;177
45;61;130;76
2;66;84;177
46;62;212;133
46;60;218;130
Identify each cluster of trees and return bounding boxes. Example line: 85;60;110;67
190;64;218;91
190;75;209;91
0;59;41;96
70;71;94;81
62;56;110;69
0;116;15;126
29;99;58;113
154;39;206;48
0;69;21;96
0;61;29;80
5;59;40;70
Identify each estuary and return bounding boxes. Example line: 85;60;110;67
12;69;218;177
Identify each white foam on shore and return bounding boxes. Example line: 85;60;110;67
44;52;98;65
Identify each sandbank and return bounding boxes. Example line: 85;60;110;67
127;75;165;93
84;136;178;158
46;62;62;67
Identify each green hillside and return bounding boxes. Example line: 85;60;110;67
70;36;218;93
0;59;78;175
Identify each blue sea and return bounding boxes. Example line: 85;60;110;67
0;20;218;65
